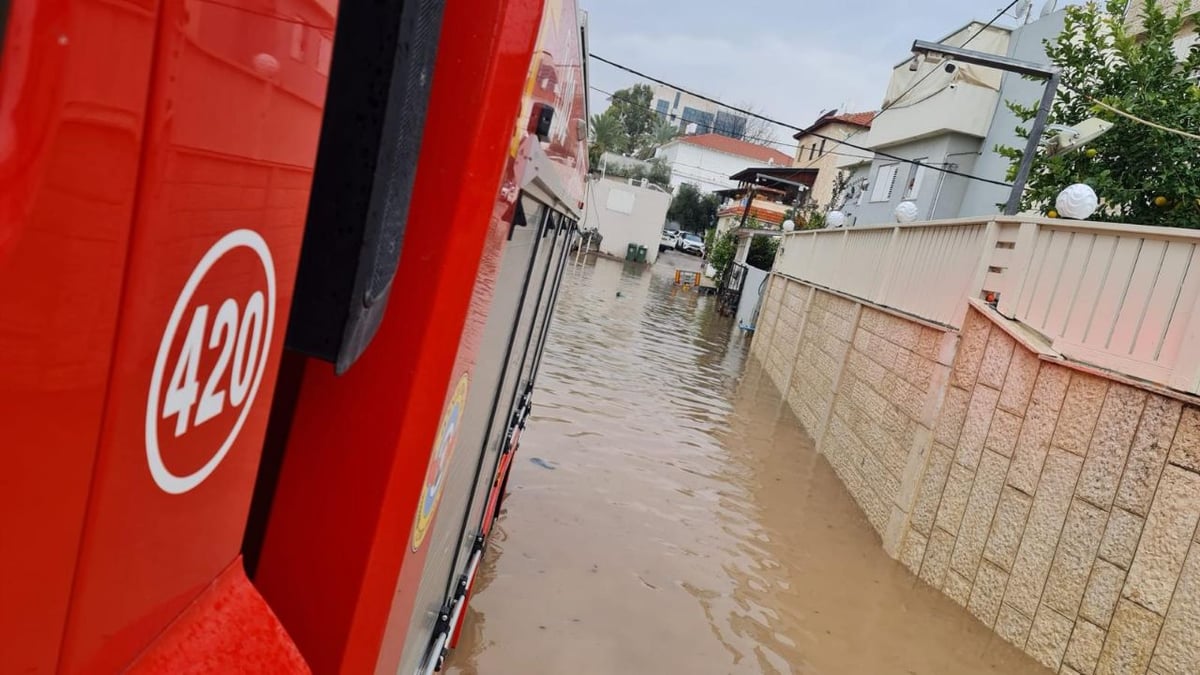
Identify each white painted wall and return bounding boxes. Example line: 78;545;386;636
866;24;1009;150
580;177;671;263
735;234;752;264
868;85;1000;149
655;142;759;194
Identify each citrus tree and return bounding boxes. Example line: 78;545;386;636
998;0;1200;228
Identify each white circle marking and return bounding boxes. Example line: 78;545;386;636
145;229;276;495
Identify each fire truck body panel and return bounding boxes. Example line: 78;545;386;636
0;1;160;669
56;0;336;668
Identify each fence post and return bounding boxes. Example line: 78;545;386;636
955;220;1000;328
996;220;1039;320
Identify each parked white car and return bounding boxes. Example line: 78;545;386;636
678;232;705;256
659;229;680;252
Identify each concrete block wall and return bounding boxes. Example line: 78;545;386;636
752;274;1200;674
749;275;784;373
821;304;954;549
754;277;812;397
752;276;957;550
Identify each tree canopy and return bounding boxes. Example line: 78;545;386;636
588;84;783;167
606;84;659;156
999;0;1200;228
667;183;721;233
746;236;780;270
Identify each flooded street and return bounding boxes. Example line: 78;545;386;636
445;252;1046;675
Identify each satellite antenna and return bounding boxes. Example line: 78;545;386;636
1011;0;1032;24
1040;0;1058;18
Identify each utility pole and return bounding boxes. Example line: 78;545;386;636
910;40;1059;215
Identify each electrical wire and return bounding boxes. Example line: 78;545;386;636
589;54;1013;188
589;85;797;149
590;85;886;167
870;1;1023;118
1057;80;1200;142
591;0;1027;191
591;86;905;177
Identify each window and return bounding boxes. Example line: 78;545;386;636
673;91;681;109
809;144;817;161
819;139;827;157
714;110;747;139
655;100;669;115
680;107;714;134
870;164;900;202
903;160;928;200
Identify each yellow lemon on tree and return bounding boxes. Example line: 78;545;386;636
1086;148;1098;158
1155;195;1169;207
1048;209;1058;218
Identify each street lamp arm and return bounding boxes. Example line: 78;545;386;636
910;40;1058;79
909;39;1059;215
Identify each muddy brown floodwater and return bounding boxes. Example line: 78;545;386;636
445;252;1047;675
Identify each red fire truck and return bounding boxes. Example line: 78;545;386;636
0;0;588;672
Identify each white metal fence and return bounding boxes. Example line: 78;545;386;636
776;216;1200;395
776;219;994;328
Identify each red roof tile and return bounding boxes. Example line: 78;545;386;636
829;111;876;127
793;110;876;139
674;133;792;166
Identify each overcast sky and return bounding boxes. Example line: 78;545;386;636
582;0;1070;142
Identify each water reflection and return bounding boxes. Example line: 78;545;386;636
445;253;1044;674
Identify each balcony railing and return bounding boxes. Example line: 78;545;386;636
776;216;1200;395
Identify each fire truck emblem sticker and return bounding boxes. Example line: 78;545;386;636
145;229;276;495
412;374;470;551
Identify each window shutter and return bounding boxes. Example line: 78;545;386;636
871;164;899;202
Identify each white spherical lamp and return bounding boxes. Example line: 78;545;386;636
894;200;920;223
1056;183;1099;220
825;210;847;228
782;219;796;232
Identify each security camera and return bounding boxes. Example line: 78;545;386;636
944;62;957;74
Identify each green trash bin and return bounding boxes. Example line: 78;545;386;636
626;243;638;261
636;245;647;263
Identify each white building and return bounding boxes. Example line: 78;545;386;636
651;83;750;139
580;176;672;264
835;21;1013;227
654;134;791;194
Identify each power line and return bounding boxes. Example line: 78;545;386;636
877;0;1021;117
1057;80;1200;142
784;0;1023;171
590;86;905;168
589;85;797;150
589;54;1013;188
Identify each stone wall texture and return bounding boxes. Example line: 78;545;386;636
753;274;1200;675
